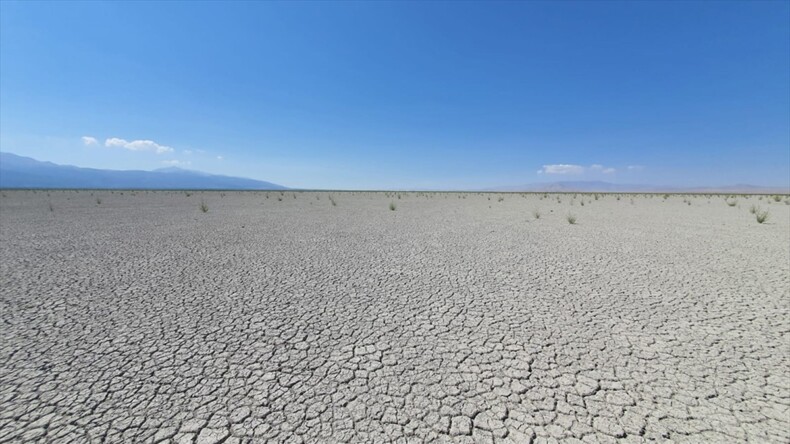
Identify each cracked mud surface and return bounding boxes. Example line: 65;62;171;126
1;191;789;443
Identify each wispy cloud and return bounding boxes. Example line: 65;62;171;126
627;165;645;171
538;164;585;175
105;137;173;154
539;163;617;175
183;150;193;155
161;160;191;167
589;164;616;174
216;155;224;160
81;136;98;146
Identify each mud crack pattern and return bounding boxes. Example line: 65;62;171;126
1;191;789;443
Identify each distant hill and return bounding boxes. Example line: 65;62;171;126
485;180;789;194
0;152;287;190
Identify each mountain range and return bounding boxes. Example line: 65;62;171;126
0;152;287;190
484;181;789;194
1;152;787;193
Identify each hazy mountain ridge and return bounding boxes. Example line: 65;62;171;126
485;180;789;194
0;153;287;190
1;153;786;193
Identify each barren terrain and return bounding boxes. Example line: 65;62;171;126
1;190;788;443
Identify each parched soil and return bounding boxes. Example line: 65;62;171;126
1;190;788;443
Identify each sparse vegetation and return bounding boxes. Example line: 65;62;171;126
773;195;782;202
389;202;396;211
48;202;54;212
199;200;209;213
749;204;758;214
533;209;541;219
96;198;101;205
726;198;737;207
566;213;577;224
756;209;769;224
329;196;337;206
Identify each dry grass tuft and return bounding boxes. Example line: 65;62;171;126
755;209;769;224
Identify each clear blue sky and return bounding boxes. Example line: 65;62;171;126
1;1;788;189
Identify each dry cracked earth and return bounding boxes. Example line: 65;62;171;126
1;190;789;444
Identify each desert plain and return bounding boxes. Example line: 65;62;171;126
0;190;788;444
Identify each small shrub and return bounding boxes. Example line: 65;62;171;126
756;209;769;224
533;209;541;219
497;196;504;202
773;195;782;202
96;198;101;205
749;204;757;214
329;196;337;206
566;214;577;224
726;198;737;207
199;200;209;213
389;202;396;211
48;202;54;212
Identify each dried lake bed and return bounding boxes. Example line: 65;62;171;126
1;190;788;443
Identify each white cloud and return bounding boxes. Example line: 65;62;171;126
105;137;173;154
183;150;193;155
539;164;585;175
81;136;98;146
538;163;617;175
627;165;644;171
161;160;191;167
216;155;224;160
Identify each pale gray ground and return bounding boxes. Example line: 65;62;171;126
1;190;789;444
